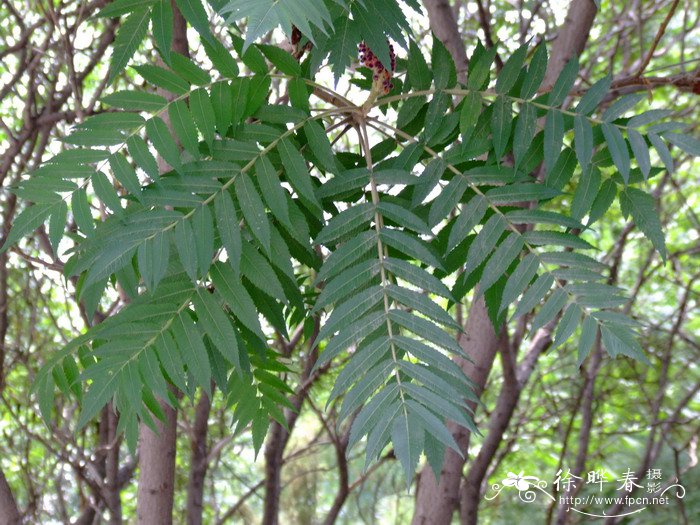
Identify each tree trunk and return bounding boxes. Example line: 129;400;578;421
136;399;178;525
136;5;189;524
186;393;211;525
0;469;20;525
542;0;598;89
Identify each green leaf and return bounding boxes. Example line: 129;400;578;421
126;136;159;180
241;241;287;302
648;133;674;172
577;315;597;366
576;74;611;115
380;228;443;270
174;219;198;281
277;139;322;212
213;192;241;274
48;201;68;256
601;123;630;184
514;103;537;169
76;366;120;431
523;231;594;250
384;257;453;300
235;173;271;253
193;289;241;369
496;44;526;95
619;187;667;260
171;313;212;395
429;36;455;89
315;203;374;246
468;42;496;91
151;0;173;60
92;172;123;214
174;0;214;44
459;91;482;144
146;117;182;171
317;286;384;342
192;204;214;276
377;202;430;235
102;91;168;111
588;178;617;225
221;0;331;51
0;203;54;253
486;183;560;204
134;64;189;94
108;8;150;82
602;93;645;122
98;0;157;17
72;188;94;234
548;56;578;107
571;167;600;220
169;100;200;158
491;96;512;160
170;53;211;85
627;129;650;180
258;44;301;76
385;285;457;329
315;231;376;283
663;132;700;156
407;41;431;90
255;157;291;228
388;310;462;355
479;233;524;294
202;37;239;78
600;324;648;363
303;121;337;174
574;115;593;171
544;109;564;173
500;253;539;313
552;304;581;349
190;88;216;148
447;195;487;252
513;274;553;319
429;176;469;228
464;214;506;275
392;410;424;489
137;232;170;291
314;260;380;313
520;44;547;99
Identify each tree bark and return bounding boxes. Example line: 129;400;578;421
136;5;189;524
136;398;178;525
186;392;211;525
542;0;598;89
0;468;21;525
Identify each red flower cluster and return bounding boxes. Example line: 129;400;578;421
358;41;396;94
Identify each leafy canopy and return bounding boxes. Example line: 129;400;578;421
4;0;700;486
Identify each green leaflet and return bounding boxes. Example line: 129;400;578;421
192;289;241;370
619;187;667;260
108;8;150;82
235;172;271;253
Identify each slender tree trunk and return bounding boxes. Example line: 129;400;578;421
0;469;20;525
186;393;211;525
542;0;598;89
136;5;189;524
